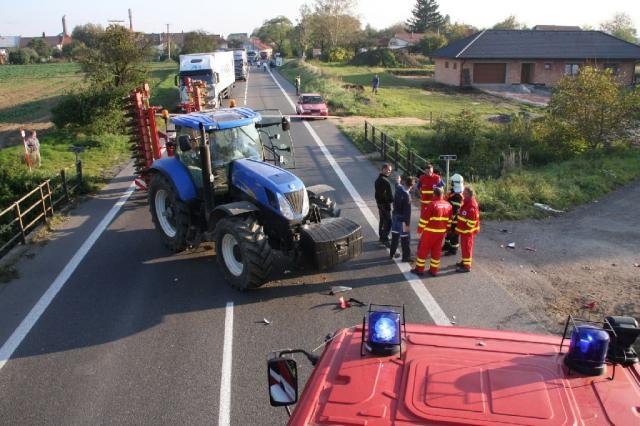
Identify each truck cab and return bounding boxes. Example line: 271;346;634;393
177;52;235;108
233;50;248;81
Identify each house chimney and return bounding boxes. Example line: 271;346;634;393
62;15;68;36
42;32;46;38
128;9;133;31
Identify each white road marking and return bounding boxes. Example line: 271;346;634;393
243;70;249;106
218;301;234;426
267;69;451;326
0;183;136;371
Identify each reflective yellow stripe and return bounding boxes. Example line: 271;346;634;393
462;257;471;261
455;226;479;234
429;216;449;221
419;219;427;224
458;217;477;226
451;202;461;206
430;259;440;265
421;190;434;194
416;260;426;266
420;200;431;204
424;227;447;233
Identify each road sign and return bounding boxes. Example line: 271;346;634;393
439;155;457;160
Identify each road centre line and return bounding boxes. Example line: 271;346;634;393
0;183;136;372
267;68;450;326
218;302;234;426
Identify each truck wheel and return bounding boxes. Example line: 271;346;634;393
149;174;190;252
215;216;273;290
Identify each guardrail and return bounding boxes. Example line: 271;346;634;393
364;121;429;177
0;162;83;257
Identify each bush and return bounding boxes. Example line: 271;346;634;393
8;49;38;64
393;52;431;68
350;49;398;67
326;47;353;63
52;87;127;134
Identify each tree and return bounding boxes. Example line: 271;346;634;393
600;13;638;43
546;66;640;150
27;38;52;59
252;16;293;54
8;49;32;64
311;0;360;50
80;24;151;89
71;23;104;49
181;31;220;55
415;32;447;56
444;21;477;42
227;39;244;49
406;0;445;34
492;15;528;30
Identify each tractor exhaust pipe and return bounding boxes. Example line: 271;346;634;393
199;123;215;215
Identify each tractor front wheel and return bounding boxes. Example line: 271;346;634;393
214;216;273;290
148;173;190;252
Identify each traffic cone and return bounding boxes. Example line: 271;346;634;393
338;296;350;309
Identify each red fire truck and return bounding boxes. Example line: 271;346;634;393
268;304;640;425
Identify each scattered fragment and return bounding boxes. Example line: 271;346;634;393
582;265;592;270
507;242;516;249
533;202;564;214
634;263;640;268
261;318;271;325
477;341;486;347
611;263;617;267
330;285;352;295
519;265;524;268
450;315;457;325
525;247;537;252
338;296;350;309
348;298;366;307
499;244;505;248
582;301;597;310
283;270;291;275
500;229;510;233
531;270;537;274
173;277;179;282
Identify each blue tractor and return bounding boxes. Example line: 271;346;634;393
144;107;363;290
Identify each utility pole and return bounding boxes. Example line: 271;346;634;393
166;24;171;60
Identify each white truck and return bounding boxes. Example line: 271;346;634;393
233;50;248;81
177;51;235;108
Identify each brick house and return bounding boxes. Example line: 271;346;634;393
432;30;640;87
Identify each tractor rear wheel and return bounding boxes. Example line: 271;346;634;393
214;216;273;290
148;174;190;252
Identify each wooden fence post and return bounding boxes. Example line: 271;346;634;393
381;132;387;161
364;121;368;144
394;138;399;170
38;184;48;221
76;160;83;185
61;169;69;202
15;203;26;245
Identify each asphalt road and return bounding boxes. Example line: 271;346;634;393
0;65;542;425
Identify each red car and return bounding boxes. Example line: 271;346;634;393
296;93;328;119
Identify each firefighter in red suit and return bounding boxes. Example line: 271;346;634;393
416;163;444;218
411;187;452;277
455;186;480;273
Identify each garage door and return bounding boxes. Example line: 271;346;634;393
473;63;506;84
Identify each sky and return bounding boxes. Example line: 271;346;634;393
1;0;638;37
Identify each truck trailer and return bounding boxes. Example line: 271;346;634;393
233;50;248;81
177;51;235;108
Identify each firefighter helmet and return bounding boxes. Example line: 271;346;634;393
451;173;464;193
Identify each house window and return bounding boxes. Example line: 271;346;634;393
604;63;619;75
453;62;457;70
445;61;449;69
544;63;552;70
564;63;580;76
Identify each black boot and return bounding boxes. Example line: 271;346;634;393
400;235;412;262
389;233;400;259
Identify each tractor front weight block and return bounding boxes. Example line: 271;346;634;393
299;217;363;270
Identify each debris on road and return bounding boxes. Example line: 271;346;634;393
525;247;537;252
582;301;597;310
450;315;456;325
338;296;350;309
348;298;366;307
582;265;592;270
500;229;510;233
330;285;352;295
507;242;516;249
261;318;271;325
634;263;640;268
533;202;564;214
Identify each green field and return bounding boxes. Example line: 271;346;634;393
279;60;539;118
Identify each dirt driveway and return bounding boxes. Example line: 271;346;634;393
477;179;640;334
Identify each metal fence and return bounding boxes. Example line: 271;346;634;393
364;121;430;177
0;162;83;257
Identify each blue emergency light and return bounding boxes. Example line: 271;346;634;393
564;324;610;376
361;304;405;357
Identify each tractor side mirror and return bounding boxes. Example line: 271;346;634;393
177;135;191;152
281;116;291;131
268;358;298;407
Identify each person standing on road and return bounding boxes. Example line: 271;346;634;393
263;61;269;72
26;130;41;167
371;74;380;94
411;187;452;277
443;173;464;256
455;186;480;273
389;175;415;262
416;163;444;231
375;163;394;246
294;75;301;95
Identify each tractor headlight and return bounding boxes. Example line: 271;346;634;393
302;188;309;217
277;192;295;220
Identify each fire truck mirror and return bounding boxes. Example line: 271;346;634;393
268;358;298;407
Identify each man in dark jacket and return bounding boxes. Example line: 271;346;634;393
389;175;415;262
375;163;394;246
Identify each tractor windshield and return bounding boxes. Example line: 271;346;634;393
210;124;262;167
